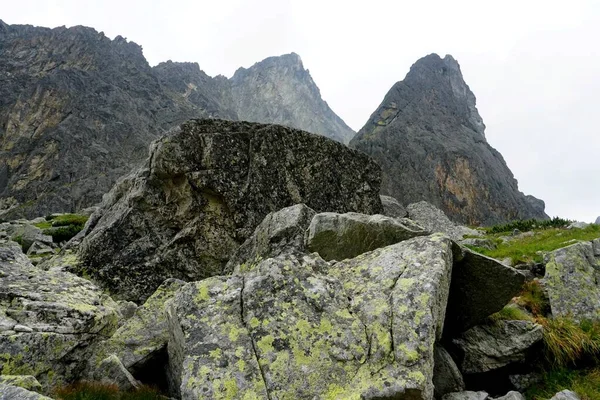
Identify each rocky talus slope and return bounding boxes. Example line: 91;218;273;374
0;21;354;220
350;54;547;226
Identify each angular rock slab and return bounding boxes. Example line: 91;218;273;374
0;375;42;392
544;241;600;321
0;242;118;390
78;119;383;302
226;203;316;271
0;383;53;400
380;195;408;218
306;211;428;261
433;345;465;399
453;320;543;374
444;247;526;334
89;279;186;376
167;234;455;399
407;201;480;240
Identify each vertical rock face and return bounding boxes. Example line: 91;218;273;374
229;53;356;144
0;21;354;219
350;54;547;225
77;119;382;302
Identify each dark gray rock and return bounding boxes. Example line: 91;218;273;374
0;22;355;220
434;345;465;399
407;201;480;240
453;320;543;374
595;216;600;225
95;354;140;391
444;247;526;334
509;373;542;392
350;54;547;226
78;119;382;302
380;195;408;218
226;204;316;271
443;391;489;400
306;212;428;261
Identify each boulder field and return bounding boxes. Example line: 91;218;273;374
0;120;595;399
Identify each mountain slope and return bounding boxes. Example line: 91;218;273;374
0;21;353;219
350;54;547;225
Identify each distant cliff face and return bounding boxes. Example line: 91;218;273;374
0;21;353;219
229;53;355;144
350;54;547;225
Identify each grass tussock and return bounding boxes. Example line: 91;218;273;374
40;213;89;243
540;317;600;367
485;217;572;235
468;224;600;265
54;382;163;400
516;280;551;316
525;368;600;400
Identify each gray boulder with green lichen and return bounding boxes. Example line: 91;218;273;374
452;320;543;374
78;119;382;302
0;242;118;391
225;204;316;271
406;201;480;240
306;212;428;261
0;383;53;400
433;345;465;399
444;247;526;334
89;278;185;377
0;375;42;392
95;354;140;391
167;234;454;399
544;241;600;321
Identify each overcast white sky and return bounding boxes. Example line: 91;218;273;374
3;0;600;222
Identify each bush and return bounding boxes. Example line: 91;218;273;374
486;217;572;234
54;382;163;400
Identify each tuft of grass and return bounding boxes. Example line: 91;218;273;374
54;382;163;400
525;368;600;400
517;280;550;316
540;317;600;367
49;214;89;227
490;304;533;322
34;221;52;229
472;224;600;265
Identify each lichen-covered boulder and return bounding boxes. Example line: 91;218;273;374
306;212;428;261
95;354;140;391
0;383;53;400
380;195;408;218
0;375;42;392
0;242;118;390
544;241;600;321
407;201;480;240
167;234;454;399
89;279;185;378
225;204;316;271
452;320;543;374
433;345;465;399
444;248;526;334
78;119;383;302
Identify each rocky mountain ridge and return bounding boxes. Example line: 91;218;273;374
351;54;547;226
0;20;354;220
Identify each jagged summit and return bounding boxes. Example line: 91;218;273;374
351;53;546;225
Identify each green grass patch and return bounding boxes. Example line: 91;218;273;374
526;368;600;400
54;382;163;400
485;217;572;234
33;221;52;229
48;214;89;227
490;304;533;322
41;213;89;243
517;280;551;316
471;225;600;264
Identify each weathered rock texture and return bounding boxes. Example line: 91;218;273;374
453;320;543;374
167;234;454;399
0;21;354;219
0;241;118;390
350;53;547;226
0;382;52;400
433;345;465;399
544;241;600;321
306;212;428;261
77;119;382;302
407;201;480;240
229;53;355;144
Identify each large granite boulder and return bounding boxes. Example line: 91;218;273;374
0;383;53;400
0;242;118;390
452;320;543;374
166;234;454;399
444;248;526;334
544;241;600;321
77;119;382;302
306;212;428;261
225;204;316;271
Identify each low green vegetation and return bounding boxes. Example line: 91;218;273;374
526;368;600;400
485;217;572;234
40;213;89;243
54;382;163;400
467;224;600;265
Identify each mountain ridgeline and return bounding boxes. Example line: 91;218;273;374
0;21;545;224
351;54;547;225
0;20;354;220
